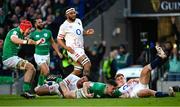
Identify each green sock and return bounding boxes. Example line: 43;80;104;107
38;74;46;86
56;77;63;83
23;82;32;92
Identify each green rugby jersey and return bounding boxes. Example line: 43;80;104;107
89;82;109;98
2;27;24;61
30;29;52;55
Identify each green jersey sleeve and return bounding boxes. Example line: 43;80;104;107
112;89;122;98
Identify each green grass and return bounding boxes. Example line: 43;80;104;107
0;93;180;106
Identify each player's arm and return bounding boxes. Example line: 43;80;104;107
59;82;77;98
127;78;140;84
11;35;42;45
83;29;94;36
50;37;63;59
82;82;94;98
57;36;74;54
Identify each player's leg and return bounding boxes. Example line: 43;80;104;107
138;87;175;98
3;56;36;98
139;45;168;84
38;63;49;85
77;54;91;77
17;59;36;98
34;54;50;86
71;62;83;76
35;82;61;96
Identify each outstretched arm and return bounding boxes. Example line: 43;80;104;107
83;29;94;36
82;82;94;98
11;35;41;45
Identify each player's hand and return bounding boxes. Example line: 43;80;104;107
86;29;94;35
85;93;94;98
27;39;37;45
58;53;63;59
66;47;74;54
36;38;44;45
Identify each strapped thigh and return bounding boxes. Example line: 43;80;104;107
79;55;90;66
74;65;83;71
17;60;29;70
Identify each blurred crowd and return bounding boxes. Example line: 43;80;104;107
0;0;102;40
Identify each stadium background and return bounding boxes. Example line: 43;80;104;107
0;0;180;106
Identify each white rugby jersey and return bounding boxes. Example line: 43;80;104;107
57;18;84;49
62;74;80;91
118;82;138;94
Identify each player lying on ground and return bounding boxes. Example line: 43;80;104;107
82;79;118;98
113;44;175;98
35;73;88;98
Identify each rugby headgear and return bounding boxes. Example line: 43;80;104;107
19;20;32;32
65;8;77;14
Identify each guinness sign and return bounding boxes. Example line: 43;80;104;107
128;0;180;17
151;0;160;12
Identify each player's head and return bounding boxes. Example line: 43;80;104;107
105;79;118;96
34;18;44;30
65;8;77;22
162;41;173;57
115;73;126;87
119;44;127;54
19;19;32;36
76;76;88;88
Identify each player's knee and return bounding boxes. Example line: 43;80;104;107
25;63;36;72
84;62;91;70
43;71;49;76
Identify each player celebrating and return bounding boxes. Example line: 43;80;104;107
57;8;94;77
114;45;175;98
2;20;41;99
30;18;63;86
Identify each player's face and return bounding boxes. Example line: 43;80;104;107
77;76;88;88
106;85;116;96
67;11;76;22
115;75;126;87
23;28;32;36
35;19;44;30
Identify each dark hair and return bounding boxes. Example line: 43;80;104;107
119;44;127;54
114;73;124;79
106;79;117;87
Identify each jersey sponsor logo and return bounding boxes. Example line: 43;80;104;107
40;38;45;43
76;29;81;35
36;35;40;38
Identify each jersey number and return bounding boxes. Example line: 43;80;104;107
76;29;81;35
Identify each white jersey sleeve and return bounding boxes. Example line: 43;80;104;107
62;74;80;91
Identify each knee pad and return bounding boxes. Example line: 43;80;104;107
17;60;29;70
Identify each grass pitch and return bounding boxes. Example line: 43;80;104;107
0;93;180;106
